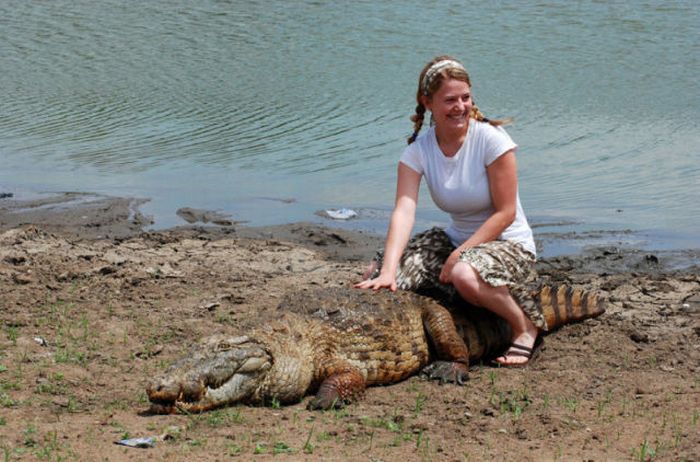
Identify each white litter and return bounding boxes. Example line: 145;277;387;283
115;437;156;448
324;208;358;220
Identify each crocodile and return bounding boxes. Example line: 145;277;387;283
147;285;604;413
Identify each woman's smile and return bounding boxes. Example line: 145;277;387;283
424;78;472;133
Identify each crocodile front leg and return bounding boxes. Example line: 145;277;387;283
307;361;366;410
421;301;470;384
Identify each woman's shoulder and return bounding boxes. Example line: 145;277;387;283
471;120;516;148
405;126;436;155
400;127;436;174
414;125;435;146
471;119;510;137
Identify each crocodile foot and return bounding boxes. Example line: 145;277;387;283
307;394;348;411
421;361;469;385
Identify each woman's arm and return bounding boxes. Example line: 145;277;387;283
439;149;518;283
355;162;421;291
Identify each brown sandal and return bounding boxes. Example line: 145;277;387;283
493;337;543;368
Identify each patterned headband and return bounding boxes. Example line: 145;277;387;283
421;59;466;95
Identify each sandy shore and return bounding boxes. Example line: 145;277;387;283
0;193;698;460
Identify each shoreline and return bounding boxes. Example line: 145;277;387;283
1;191;697;273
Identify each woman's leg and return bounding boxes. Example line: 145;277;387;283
448;241;543;366
450;262;538;365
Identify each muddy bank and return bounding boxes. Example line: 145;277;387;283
0;192;152;240
0;193;698;460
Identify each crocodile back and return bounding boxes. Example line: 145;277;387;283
278;288;430;385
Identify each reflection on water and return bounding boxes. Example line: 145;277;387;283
1;0;698;249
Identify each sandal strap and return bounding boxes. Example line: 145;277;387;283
508;343;534;354
502;350;531;359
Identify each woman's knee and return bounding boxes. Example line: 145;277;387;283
450;262;482;302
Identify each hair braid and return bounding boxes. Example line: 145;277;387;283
407;104;426;144
471;103;489;123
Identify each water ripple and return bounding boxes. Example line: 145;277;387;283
1;0;699;240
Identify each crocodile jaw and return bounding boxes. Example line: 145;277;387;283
146;335;272;413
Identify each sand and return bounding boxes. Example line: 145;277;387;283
0;193;698;461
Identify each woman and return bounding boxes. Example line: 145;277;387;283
355;55;543;366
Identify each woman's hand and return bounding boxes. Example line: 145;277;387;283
354;271;398;292
439;249;461;284
361;260;378;280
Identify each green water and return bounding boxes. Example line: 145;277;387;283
1;0;698;252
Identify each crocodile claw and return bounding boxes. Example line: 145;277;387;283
420;361;469;385
307;395;347;411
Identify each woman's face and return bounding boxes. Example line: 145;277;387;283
424;78;472;133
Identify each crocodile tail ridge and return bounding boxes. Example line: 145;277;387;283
537;284;606;331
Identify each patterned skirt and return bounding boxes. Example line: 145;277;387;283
370;227;546;330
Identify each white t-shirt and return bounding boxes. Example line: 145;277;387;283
400;121;536;255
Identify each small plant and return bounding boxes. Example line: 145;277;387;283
0;381;20;392
227;443;243;456
414;392;427;415
66;396;79;413
205;409;227;428
23;425;37;448
596;399;606;419
330;405;349;420
415;429;431;453
54;347;87;366
253;442;266;454
490;390;531;419
303;425;315;454
560;396;579;413
389;433;413;447
487;370;497;386
5;327;18;345
33;431;60;460
79;316;90;341
632;439;656;461
541;394;550;409
0;392;16;408
360;416;401;433
272;442;294;454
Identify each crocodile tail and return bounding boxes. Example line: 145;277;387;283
537;284;606;331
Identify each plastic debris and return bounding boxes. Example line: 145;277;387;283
33;336;48;347
324;208;358;220
114;437;156;448
202;302;220;311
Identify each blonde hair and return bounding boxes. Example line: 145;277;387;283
407;55;511;144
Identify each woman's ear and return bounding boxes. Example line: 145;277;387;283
420;95;431;112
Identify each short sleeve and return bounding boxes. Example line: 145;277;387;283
399;142;424;174
483;125;518;166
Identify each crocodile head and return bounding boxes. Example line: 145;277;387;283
146;335;272;413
